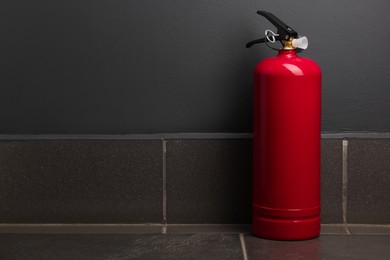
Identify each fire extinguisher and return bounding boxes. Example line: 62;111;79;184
246;11;321;240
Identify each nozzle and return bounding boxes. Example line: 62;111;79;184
292;37;308;50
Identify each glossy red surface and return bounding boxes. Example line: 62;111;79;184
252;50;322;240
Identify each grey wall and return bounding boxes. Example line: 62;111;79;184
1;0;389;134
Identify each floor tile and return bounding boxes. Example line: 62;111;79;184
244;234;322;260
318;234;390;260
244;234;390;260
0;234;243;260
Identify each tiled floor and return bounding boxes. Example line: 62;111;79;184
245;234;390;260
0;225;389;260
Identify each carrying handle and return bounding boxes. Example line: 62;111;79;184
246;10;304;50
257;11;298;40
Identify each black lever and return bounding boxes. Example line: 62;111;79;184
246;10;298;48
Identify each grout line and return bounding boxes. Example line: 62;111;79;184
239;233;249;260
161;225;167;234
0;224;388;234
1;132;390;140
0;133;253;140
342;139;351;234
162;139;168;234
0;224;164;234
321;132;390;139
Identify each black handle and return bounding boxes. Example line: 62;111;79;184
257;11;297;40
245;38;266;48
245;36;284;48
246;10;298;48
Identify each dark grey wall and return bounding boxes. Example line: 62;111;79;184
1;0;389;134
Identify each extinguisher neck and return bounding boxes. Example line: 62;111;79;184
282;37;295;50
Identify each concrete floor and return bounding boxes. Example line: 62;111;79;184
0;224;389;260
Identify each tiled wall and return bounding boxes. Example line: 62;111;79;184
0;137;388;224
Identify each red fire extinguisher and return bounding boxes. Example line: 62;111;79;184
246;11;321;240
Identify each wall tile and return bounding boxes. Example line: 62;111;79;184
347;140;390;223
321;139;343;223
166;140;252;224
0;140;162;223
0;137;386;225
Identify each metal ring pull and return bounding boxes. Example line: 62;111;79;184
265;29;279;43
264;29;282;51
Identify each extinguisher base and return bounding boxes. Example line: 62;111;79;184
252;215;320;241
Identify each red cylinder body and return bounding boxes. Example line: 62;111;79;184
252;50;321;240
